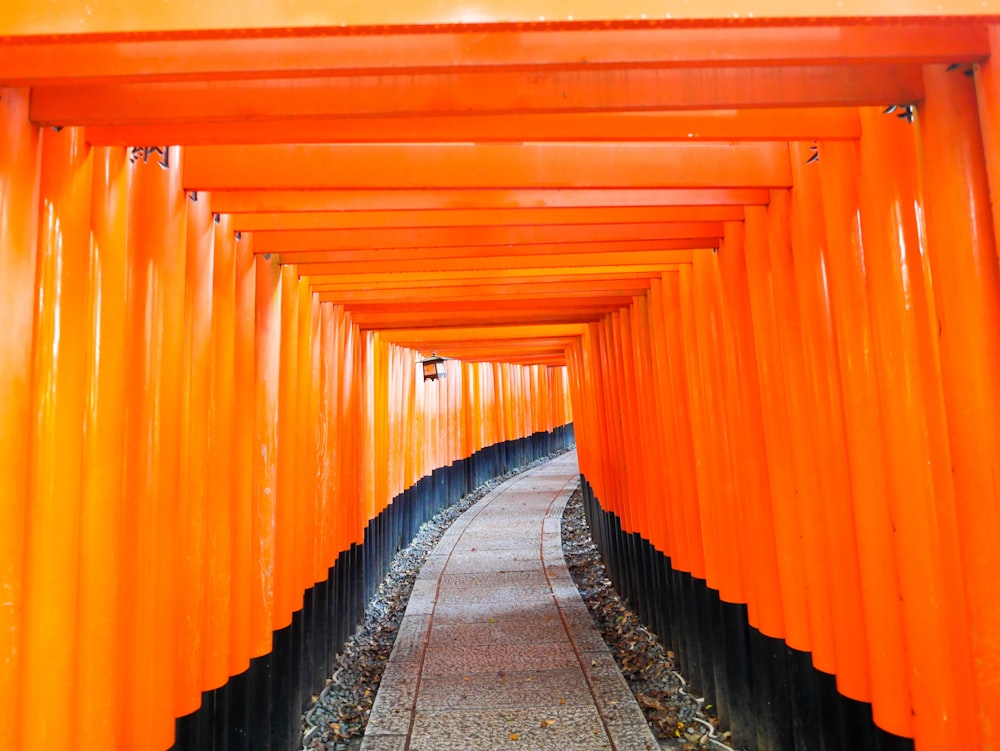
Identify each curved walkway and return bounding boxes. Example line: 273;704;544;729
360;450;658;751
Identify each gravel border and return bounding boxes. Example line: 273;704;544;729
300;450;571;751
560;487;734;751
300;457;733;751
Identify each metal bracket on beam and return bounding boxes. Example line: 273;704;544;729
129;146;171;169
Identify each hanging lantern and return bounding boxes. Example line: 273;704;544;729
420;354;447;382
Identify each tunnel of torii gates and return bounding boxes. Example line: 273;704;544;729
4;3;1000;751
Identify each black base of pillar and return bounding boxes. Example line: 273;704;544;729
578;475;914;751
171;426;575;751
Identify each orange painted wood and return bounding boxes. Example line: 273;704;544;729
274;264;301;630
768;184;835;662
229;227;257;676
233;206;744;232
858;106;953;743
755;190;811;650
175;187;215;717
733;214;785;640
205;213;236;689
716;222;776;617
257;225;721;254
209;188;769;214
976;26;1000;266
294;250;696;278
21;127;93;751
281;242;701;268
181;143;792;191
76;145;129;747
817;141;905;727
309;274;656;294
83;109;861;146
658;272;705;579
0;88;40;751
8;10;1000;751
250;253;282;656
30;66;923;127
308;264;686;286
120;148;189;751
919;64;1000;749
0;0;994;37
2;25;985;86
788;141;862;680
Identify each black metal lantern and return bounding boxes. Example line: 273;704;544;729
420;354;447;382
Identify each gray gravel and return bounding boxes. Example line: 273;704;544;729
300;457;732;751
560;487;734;751
300;451;570;751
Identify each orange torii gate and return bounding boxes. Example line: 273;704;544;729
2;3;1000;751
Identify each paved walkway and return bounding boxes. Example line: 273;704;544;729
360;451;659;751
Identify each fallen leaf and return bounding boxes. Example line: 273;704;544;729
559;698;567;705
509;733;520;741
540;719;556;728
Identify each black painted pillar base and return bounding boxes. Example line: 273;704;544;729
578;476;915;751
171;427;575;751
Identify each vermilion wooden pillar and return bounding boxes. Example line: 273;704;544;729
858;105;951;749
175;176;215;719
205;212;236;690
76;145;129;750
740;208;786;644
717;221;781;635
0;88;39;751
760;190;813;657
789;141;869;693
21;126;93;751
121;145;189;751
818;140;907;732
229;225;256;677
251;252;282;658
919;63;1000;751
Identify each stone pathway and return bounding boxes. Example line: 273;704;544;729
360;451;659;751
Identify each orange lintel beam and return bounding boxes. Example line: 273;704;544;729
210;188;770;214
453;357;567;367
278;240;707;266
182;143;792;191
234;206;744;232
465;358;566;368
427;340;574;352
438;354;568;367
354;311;612;329
87;108;861;146
261;224;723;253
1;0;995;37
292;250;694;276
306;274;657;294
428;340;572;351
382;324;584;342
320;286;649;304
32;66;924;126
344;297;637;313
397;343;575;360
298;264;690;285
1;24;984;85
258;224;722;253
319;289;646;304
